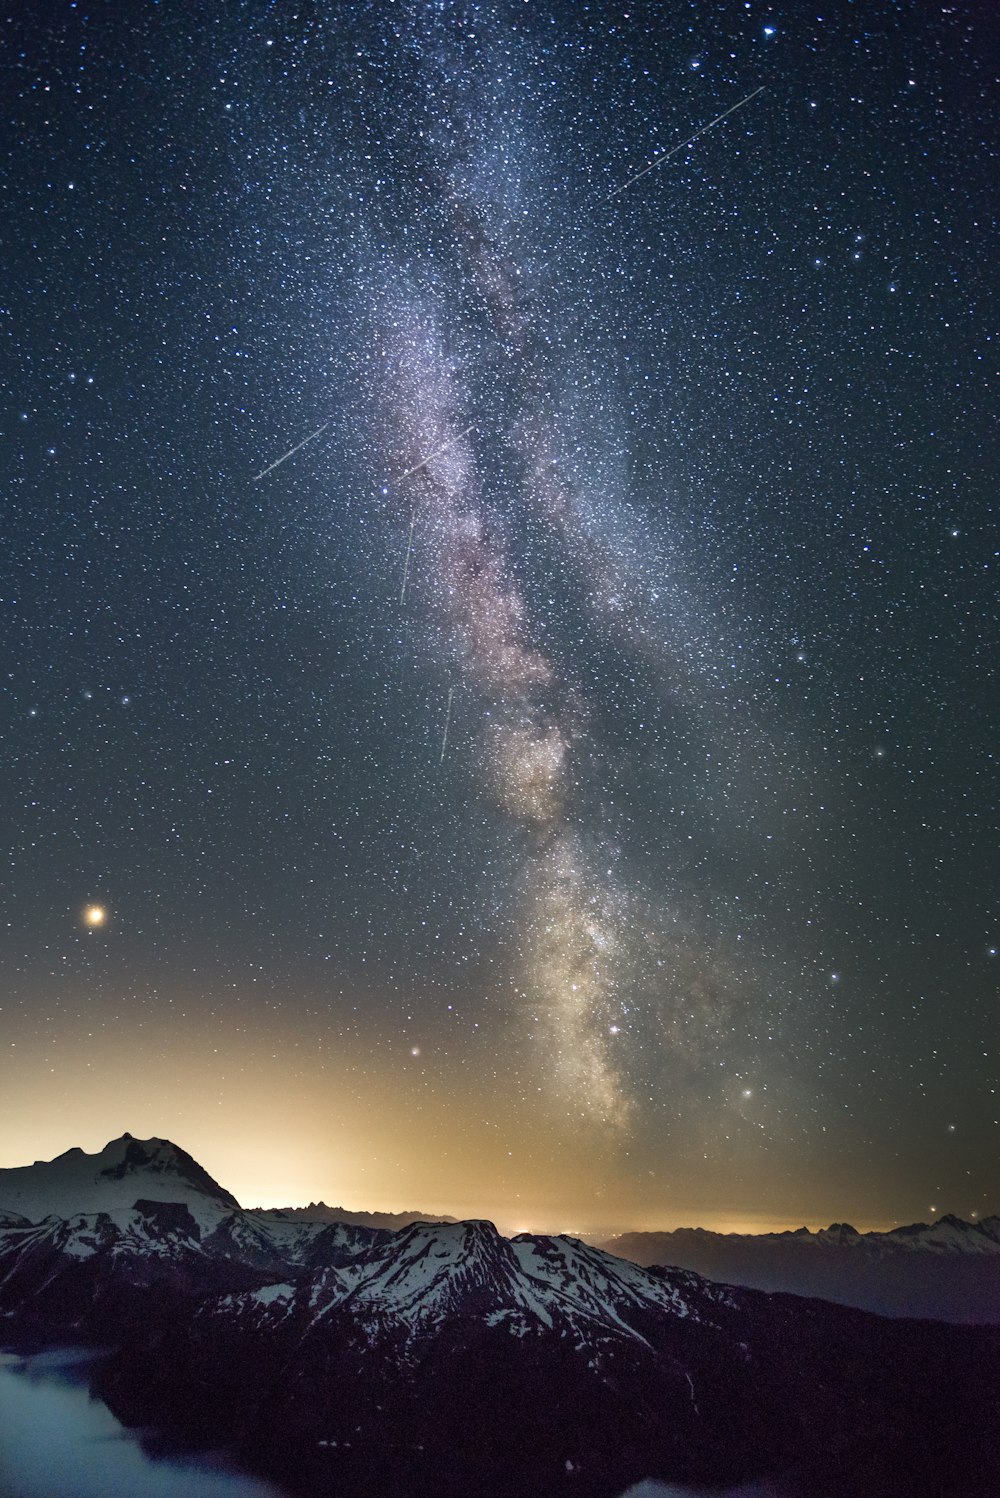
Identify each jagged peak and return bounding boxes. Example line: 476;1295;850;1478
246;1201;457;1229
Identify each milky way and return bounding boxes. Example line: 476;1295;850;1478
364;50;746;1130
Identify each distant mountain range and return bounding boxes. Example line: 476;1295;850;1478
2;1134;999;1497
599;1216;1000;1322
246;1201;458;1231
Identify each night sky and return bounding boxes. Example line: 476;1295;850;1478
2;0;997;1234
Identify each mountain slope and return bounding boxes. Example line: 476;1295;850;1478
92;1216;1000;1498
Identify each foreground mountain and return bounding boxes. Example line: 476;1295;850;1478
2;1138;1000;1497
600;1217;1000;1322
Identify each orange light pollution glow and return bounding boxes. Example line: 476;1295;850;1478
0;988;933;1240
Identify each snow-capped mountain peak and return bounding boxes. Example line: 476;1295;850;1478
0;1134;241;1224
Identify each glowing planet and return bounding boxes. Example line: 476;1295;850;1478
83;904;107;928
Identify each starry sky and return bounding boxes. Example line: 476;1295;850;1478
2;0;997;1235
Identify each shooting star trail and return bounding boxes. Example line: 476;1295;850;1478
252;420;330;482
608;85;765;199
393;425;474;484
439;685;455;764
400;506;418;605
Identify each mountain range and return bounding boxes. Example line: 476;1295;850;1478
246;1200;458;1231
2;1134;999;1497
600;1216;1000;1323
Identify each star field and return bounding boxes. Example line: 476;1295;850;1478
1;0;997;1232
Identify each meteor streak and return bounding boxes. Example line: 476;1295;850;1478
439;685;455;764
393;425;474;484
608;85;765;199
252;420;330;482
400;506;418;605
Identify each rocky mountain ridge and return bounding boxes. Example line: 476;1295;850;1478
245;1200;458;1231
